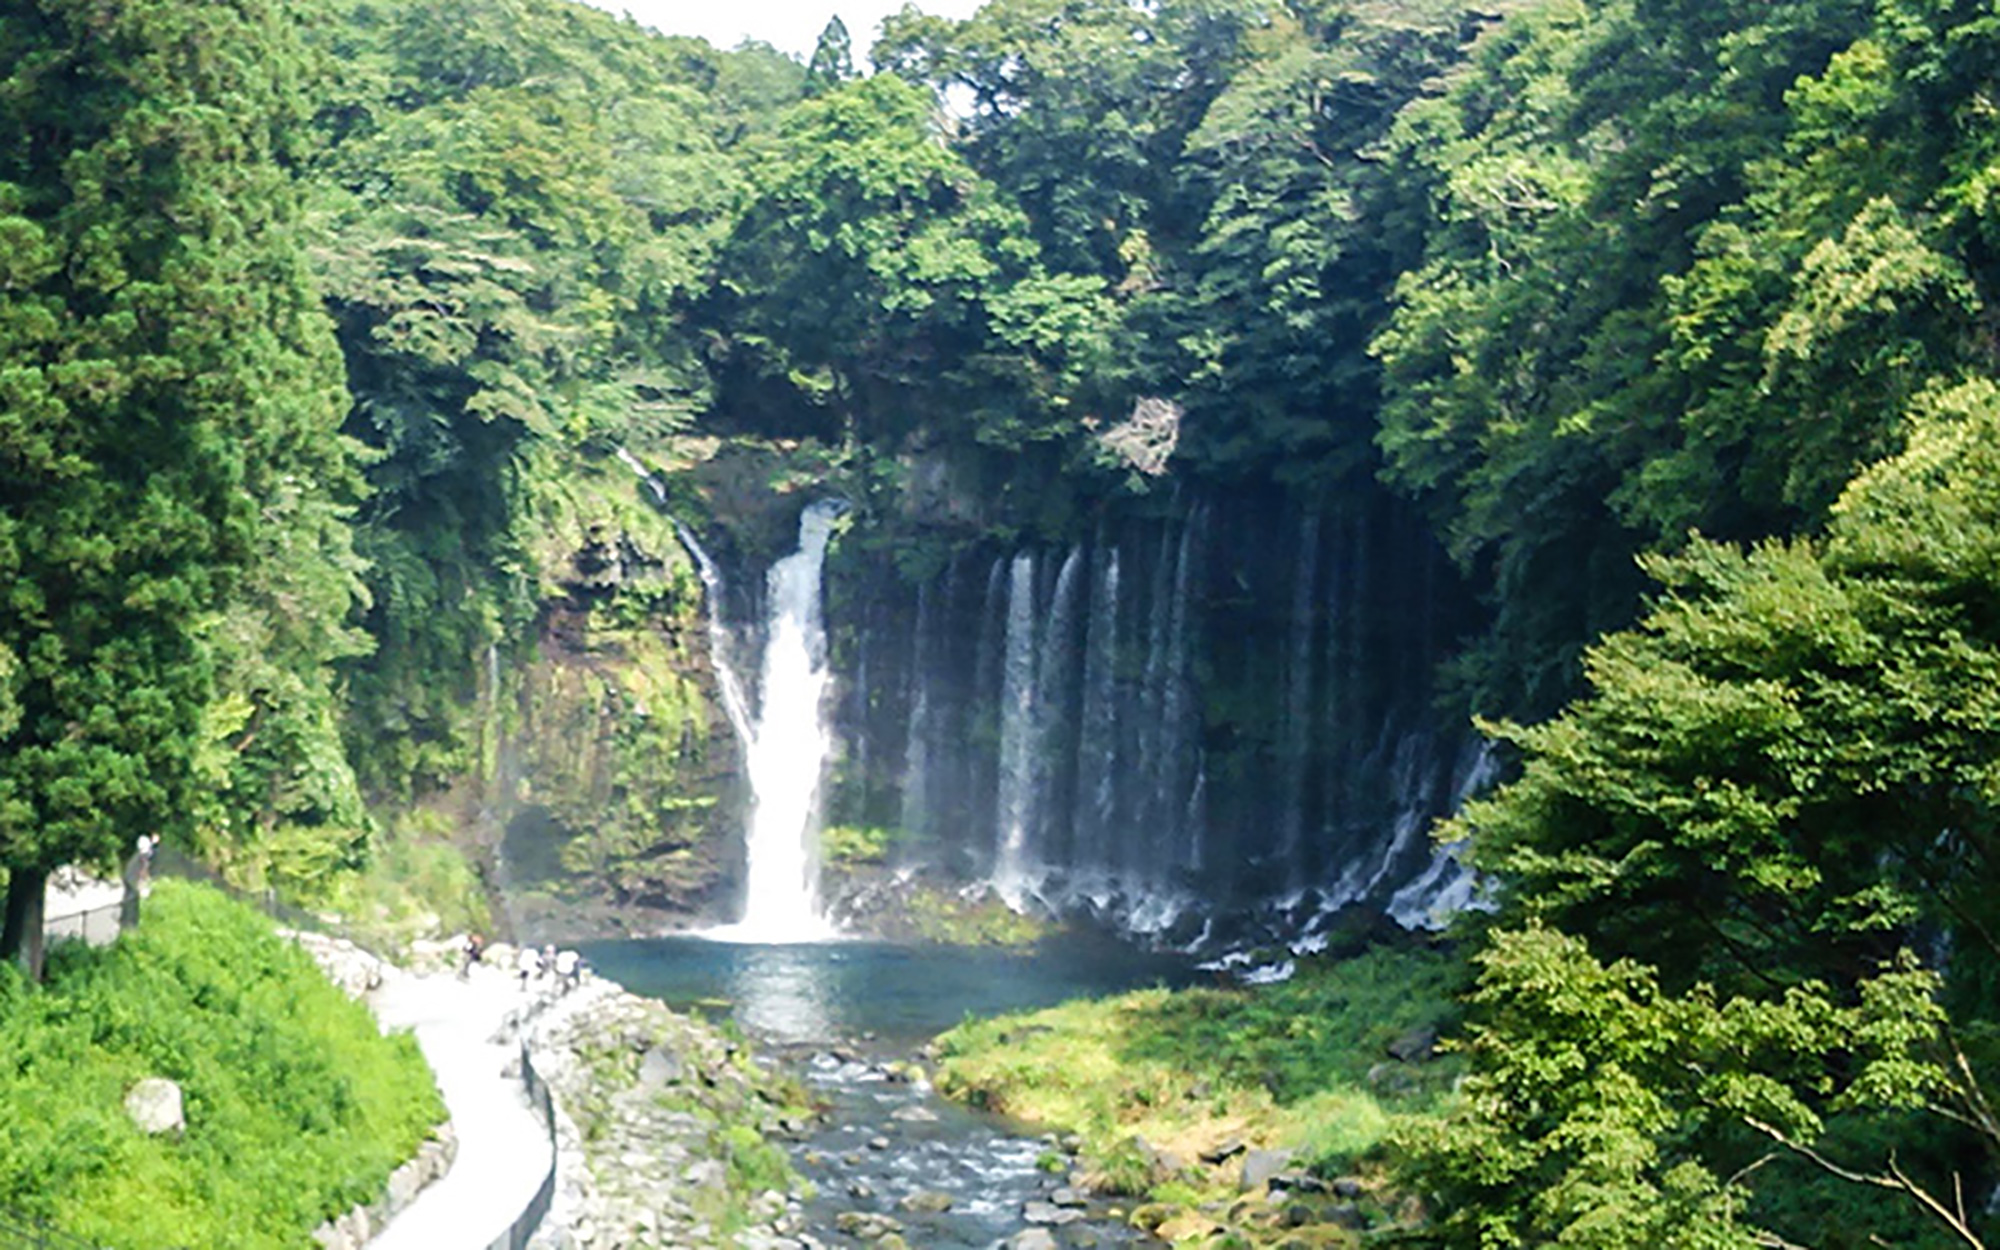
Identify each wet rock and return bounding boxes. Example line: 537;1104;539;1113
890;1104;939;1123
1009;1230;1059;1250
1022;1200;1085;1226
1270;1170;1329;1194
867;1135;892;1150
1129;1202;1174;1232
846;1180;875;1200
1327;1202;1367;1230
1049;1186;1088;1207
835;1211;905;1240
1239;1148;1295;1192
1332;1177;1364;1199
897;1189;955;1215
1200;1137;1247;1165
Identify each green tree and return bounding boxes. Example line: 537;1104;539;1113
0;0;357;977
805;15;856;95
1404;380;2000;1246
301;0;749;796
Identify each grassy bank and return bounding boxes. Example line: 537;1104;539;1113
0;880;444;1248
934;944;1466;1246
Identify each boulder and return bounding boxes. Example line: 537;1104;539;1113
1022;1200;1085;1226
1387;1024;1438;1064
638;1045;684;1088
1239;1148;1295;1192
834;1211;905;1240
1009;1230;1059;1250
1199;1137;1247;1165
124;1077;184;1136
897;1189;955;1215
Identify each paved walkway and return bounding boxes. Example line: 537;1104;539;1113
366;965;557;1250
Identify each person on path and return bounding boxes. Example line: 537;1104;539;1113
553;947;579;994
459;933;485;980
516;944;541;992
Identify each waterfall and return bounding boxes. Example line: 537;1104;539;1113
1035;546;1085;864
1072;545;1121;874
1163;505;1203;874
712;500;845;943
898;581;935;844
1279;512;1320;886
673;521;756;747
993;551;1039;904
835;484;1489;948
615;446;672;508
1387;741;1498;928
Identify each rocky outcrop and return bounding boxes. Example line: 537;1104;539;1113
526;984;811;1249
285;929;388;998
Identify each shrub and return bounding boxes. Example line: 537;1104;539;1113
0;881;444;1248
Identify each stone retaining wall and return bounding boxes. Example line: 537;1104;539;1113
312;1127;459;1250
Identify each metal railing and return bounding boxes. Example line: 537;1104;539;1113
0;1207;106;1250
485;1041;559;1250
40;900;122;949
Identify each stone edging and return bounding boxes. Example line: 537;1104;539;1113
312;1123;459;1250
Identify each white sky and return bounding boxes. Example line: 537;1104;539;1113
574;0;983;64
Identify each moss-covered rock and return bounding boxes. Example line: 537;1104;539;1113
498;445;746;934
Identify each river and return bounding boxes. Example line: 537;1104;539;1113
577;933;1197;1247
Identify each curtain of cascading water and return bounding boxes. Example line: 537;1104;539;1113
836;485;1490;944
993;551;1039;905
1280;510;1320;890
898;581;934;846
1034;547;1085;867
1073;544;1120;881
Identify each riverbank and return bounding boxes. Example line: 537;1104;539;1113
527;982;814;1248
931;944;1466;1246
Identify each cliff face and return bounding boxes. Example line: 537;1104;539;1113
486;452;746;937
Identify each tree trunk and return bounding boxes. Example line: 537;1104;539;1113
1;866;48;983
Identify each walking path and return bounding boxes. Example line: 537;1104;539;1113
365;964;561;1250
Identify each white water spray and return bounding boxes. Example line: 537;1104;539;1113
707;501;845;943
993;551;1039;905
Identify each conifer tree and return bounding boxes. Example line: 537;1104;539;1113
805;16;856;95
0;0;357;978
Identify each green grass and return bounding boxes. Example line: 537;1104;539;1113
0;880;445;1248
934;944;1467;1245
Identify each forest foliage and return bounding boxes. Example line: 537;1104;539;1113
6;0;2000;1241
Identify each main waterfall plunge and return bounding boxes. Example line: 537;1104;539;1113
692;501;845;943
